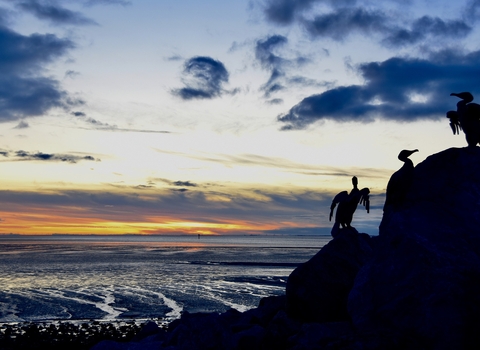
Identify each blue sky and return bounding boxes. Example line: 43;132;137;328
0;0;477;235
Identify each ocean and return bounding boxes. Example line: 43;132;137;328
0;235;329;324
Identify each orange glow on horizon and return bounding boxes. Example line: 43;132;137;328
0;210;316;235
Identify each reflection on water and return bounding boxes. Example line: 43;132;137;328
0;235;329;323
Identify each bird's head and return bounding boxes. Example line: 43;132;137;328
451;92;474;103
398;149;419;162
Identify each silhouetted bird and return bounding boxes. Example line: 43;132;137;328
447;92;480;147
384;149;418;211
329;176;369;236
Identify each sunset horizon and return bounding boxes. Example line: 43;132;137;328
0;0;476;236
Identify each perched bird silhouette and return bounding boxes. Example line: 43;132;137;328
447;92;480;147
329;176;369;236
384;149;418;210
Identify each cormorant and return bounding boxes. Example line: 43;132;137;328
330;176;369;236
384;149;418;211
447;92;480;147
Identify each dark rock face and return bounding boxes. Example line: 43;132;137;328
349;147;480;349
286;228;373;323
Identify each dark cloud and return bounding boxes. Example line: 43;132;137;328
263;2;472;48
0;186;336;229
134;184;155;189
0;17;79;121
173;181;198;187
82;0;131;5
0;182;382;234
172;56;230;100
464;0;480;22
255;35;314;99
267;98;283;105
256;35;288;68
384;16;471;47
0;149;99;163
255;35;287;97
64;70;80;79
13;121;29;129
278;49;480;129
17;0;97;26
263;0;356;25
263;226;332;235
303;8;388;41
263;0;317;25
166;55;182;61
172;188;188;192
71;111;86;117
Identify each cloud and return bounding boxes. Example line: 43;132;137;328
262;0;355;25
0;149;100;163
278;49;480;129
154;148;392;178
303;7;388;41
65;70;80;79
173;181;198;187
82;0;131;6
165;55;182;61
0;16;79;121
263;2;472;48
0;185;339;233
172;56;230;100
267;98;283;105
72;112;170;133
383;16;471;47
255;35;288;97
464;0;480;22
13;121;29;129
263;226;332;235
255;35;314;99
17;0;98;26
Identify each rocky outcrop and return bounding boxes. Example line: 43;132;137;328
286;228;373;323
349;147;480;349
93;147;480;349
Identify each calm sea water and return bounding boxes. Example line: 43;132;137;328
0;235;329;324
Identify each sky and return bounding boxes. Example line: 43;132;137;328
0;0;478;236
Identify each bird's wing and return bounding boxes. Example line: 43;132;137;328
330;191;349;221
446;110;461;135
359;188;370;213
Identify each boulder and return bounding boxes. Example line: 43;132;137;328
286;228;374;323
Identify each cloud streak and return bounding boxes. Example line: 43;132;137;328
17;0;98;26
0;150;100;163
71;112;170;133
154;148;392;179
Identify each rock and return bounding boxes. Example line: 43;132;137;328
288;322;354;350
163;312;233;349
349;147;480;349
131;320;161;342
286;228;373;323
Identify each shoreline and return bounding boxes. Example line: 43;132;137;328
0;318;163;350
